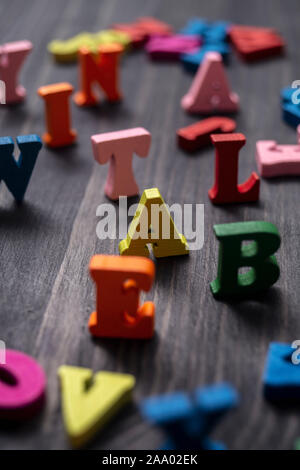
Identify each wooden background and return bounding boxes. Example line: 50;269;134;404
0;0;299;450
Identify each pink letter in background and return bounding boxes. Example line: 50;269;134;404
181;52;239;114
0;40;32;104
256;125;300;178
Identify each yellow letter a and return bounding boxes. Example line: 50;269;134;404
119;188;189;258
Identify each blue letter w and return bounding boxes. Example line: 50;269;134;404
0;135;42;202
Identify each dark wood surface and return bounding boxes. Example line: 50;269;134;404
0;0;300;450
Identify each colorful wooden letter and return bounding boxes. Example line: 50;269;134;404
88;255;155;339
146;34;201;61
0;134;42;202
59;365;135;448
181;52;239;114
74;44;123;107
177;116;236;152
119;188;189;258
48;30;130;63
140;383;238;450
0;40;32;104
210;221;280;299
38;82;77;148
180;19;231;72
0;350;46;420
256;125;300;177
263;343;300;403
209;133;260;204
91;127;151;200
229;25;285;62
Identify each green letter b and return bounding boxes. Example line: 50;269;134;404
210;221;281;298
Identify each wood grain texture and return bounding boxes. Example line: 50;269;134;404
0;0;300;450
